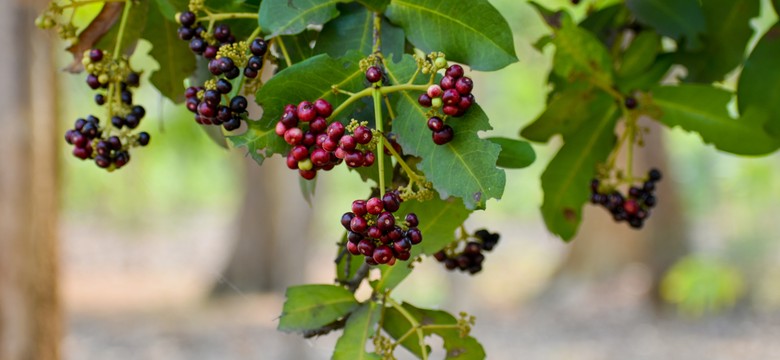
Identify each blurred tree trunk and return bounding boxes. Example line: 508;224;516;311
541;121;689;305
211;155;313;295
0;0;61;359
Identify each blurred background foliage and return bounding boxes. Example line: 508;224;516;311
56;0;780;329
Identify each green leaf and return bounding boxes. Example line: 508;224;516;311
381;306;427;357
258;0;350;38
487;137;536;169
151;0;188;20
385;56;506;210
333;302;382;360
616;53;674;93
394;302;486;359
385;0;517;71
552;18;614;86
541;104;618;240
738;24;780;137
357;0;389;12
617;31;661;79
278;284;359;333
255;52;367;128
651;84;780;155
579;4;630;44
96;1;150;53
625;0;705;51
227;120;288;165
521;88;614;143
143;2;196;103
314;4;405;61
677;0;759;82
276;29;319;71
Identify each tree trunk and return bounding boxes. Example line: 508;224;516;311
0;0;61;358
212;157;313;295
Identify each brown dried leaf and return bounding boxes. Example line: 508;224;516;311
64;2;123;73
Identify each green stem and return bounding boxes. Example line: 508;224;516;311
387;298;427;360
372;12;382;54
374;87;386;196
625;110;636;181
198;12;258;22
330;84;428;120
61;0;126;9
277;37;293;68
112;0;132;59
382;136;423;183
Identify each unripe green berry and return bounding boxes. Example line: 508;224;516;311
434;57;447;70
98;74;109;84
298;158;313;171
431;97;443;109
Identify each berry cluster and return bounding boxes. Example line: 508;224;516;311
177;11;268;130
64;49;149;170
590;169;662;229
417;64;475;145
275;100;377;180
341;192;422;266
433;229;499;274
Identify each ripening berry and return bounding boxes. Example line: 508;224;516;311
445;64;464;79
366;197;384;215
366;66;382;83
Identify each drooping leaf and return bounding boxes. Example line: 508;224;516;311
373;195;471;292
385;0;517;71
677;0;759;82
276;29;319;71
521;87;614;143
616;53;674;93
385;55;505;210
96;1;150;55
258;0;350;38
541;104;619;241
651;85;780;155
228;120;289;164
391;302;486;360
626;0;705;51
617;31;661;79
737;24;780;137
255;52;367;128
314;4;405;61
143;1;196;103
333;302;382;360
278;284;359;333
551;17;614;86
487;137;536;169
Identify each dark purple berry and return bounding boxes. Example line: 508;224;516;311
223;117;241;131
189;38;206;54
432;125;454;145
445;64;464;79
247;56;263;71
625;96;638;109
178;11;196;27
250;38;268;56
230;96;248;113
404;213;418;227
178;26;195;41
341;212;355;230
213;24;231;42
313;99;333;117
137;132;150;146
216;79;232;94
89;49;103;62
366;66;382;83
418;93;433;107
427;117;444;131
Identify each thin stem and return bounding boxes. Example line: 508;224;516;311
372;12;382;54
625;110;637;181
112;0;132;59
277;37;293;68
198;12;258;22
387;298;427;360
383;95;396;120
330;84;428;120
374;87;386;197
382;138;423;183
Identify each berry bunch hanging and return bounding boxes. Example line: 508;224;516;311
417;64;475;145
275;101;377;180
434;229;499;274
64;49;149;170
590;169;662;229
177;10;268;131
341;191;422;266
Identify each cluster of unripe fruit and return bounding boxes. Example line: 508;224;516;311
590;169;662;229
177;11;269;130
64;49;149;170
434;229;499;274
275;99;378;180
417;64;475;145
341;191;422;266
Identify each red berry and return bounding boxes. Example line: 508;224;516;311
363;151;375;166
442;105;460;116
432;125;454;145
458;93;474;111
344;151;364;168
382;193;400;212
327;122;345;140
440;76;456;90
442;89;461;106
334;147;346;159
427;117;444;131
445;64;464;79
427;85;443;98
358;239;375;256
310;148;330;167
322;138;338;152
393;237;412;253
396;251;411;261
347;241;360;255
284;127;304;145
373;245;394;264
366;66;382;83
197;102;215;118
407;228;422;244
302;131;316;146
341;212;355;230
299;169;317;180
623;199;639;215
339;135;357;151
297;101;316;122
418;93;433;107
405;213;419;227
353;126;372;144
291;145;309;161
455;77;473;95
352;200;368;216
376;212;395;232
286;153;299;169
280;111;298;128
367;226;382;239
314;99;333;117
366;197;384;215
275;121;287;136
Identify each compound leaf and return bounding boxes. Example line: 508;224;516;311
278;284;359;333
385;0;517;71
333;302;382;360
651;84;780;155
259;0;351;38
541;104;619;241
